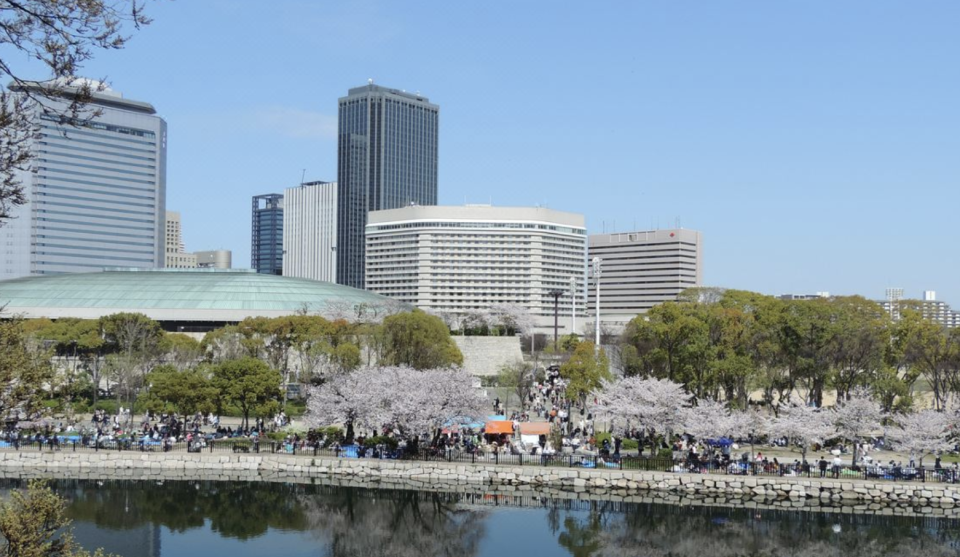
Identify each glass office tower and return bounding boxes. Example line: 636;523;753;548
2;81;166;278
251;193;283;275
336;83;438;288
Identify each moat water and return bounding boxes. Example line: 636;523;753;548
5;479;960;557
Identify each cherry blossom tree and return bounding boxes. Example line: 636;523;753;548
681;399;740;442
768;404;835;461
832;387;884;465
594;377;691;455
305;365;487;447
887;409;953;467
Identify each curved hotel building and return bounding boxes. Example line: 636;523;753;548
365;205;586;331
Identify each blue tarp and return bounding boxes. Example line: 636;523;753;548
706;437;734;447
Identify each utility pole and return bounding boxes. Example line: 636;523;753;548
569;276;577;337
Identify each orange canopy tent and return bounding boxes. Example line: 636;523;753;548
518;422;551;436
484;421;514;435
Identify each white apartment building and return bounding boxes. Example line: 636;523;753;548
588;229;703;329
282;181;337;282
365;205;587;330
880;290;960;328
3;81;167;278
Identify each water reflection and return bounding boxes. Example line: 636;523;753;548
0;479;957;557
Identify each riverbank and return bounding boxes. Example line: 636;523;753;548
2;450;958;518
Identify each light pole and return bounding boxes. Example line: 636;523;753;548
592;257;602;354
569;276;577;337
548;289;564;351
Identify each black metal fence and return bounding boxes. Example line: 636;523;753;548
2;438;956;484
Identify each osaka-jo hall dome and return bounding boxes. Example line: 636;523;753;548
0;268;399;331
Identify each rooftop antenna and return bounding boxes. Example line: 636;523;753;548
300;169;306;186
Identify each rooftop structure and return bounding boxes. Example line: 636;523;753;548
0;269;399;331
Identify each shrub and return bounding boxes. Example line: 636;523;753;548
622;439;639;451
595;431;612;447
657;447;673;459
93;400;119;414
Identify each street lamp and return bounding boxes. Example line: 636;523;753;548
548;289;564;351
569;276;577;338
592;257;602;354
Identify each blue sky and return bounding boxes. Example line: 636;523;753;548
40;0;960;303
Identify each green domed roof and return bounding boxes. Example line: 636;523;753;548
0;269;399;322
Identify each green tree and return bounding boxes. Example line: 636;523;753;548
212;358;282;429
379;310;463;369
158;333;202;371
0;479;110;557
140;365;217;416
0;320;54;421
560;342;611;404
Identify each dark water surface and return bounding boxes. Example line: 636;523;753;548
6;479;960;557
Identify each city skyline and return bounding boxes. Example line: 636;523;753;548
6;1;957;303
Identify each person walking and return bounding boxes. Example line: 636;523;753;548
819;456;828;478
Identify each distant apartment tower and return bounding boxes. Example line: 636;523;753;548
3;81;166;278
251;194;283;274
282;181;338;282
337;83;439;288
365;205;586;329
588;229;703;328
880;290;960;328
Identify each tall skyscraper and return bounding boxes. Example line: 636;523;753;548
3;81;166;278
283;181;338;282
251;193;283;275
336;83;439;288
588;229;703;329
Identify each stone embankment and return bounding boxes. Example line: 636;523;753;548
2;451;959;518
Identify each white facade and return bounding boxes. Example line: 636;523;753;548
282;181;337;282
365;205;587;330
588;229;703;329
3;82;166;278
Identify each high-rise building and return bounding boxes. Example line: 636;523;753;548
588;229;703;329
165;211;231;269
3;81;166;278
337;83;439;288
164;211;195;268
283;181;337;282
251;193;283;275
365;205;586;330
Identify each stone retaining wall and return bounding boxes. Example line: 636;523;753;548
1;451;958;517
